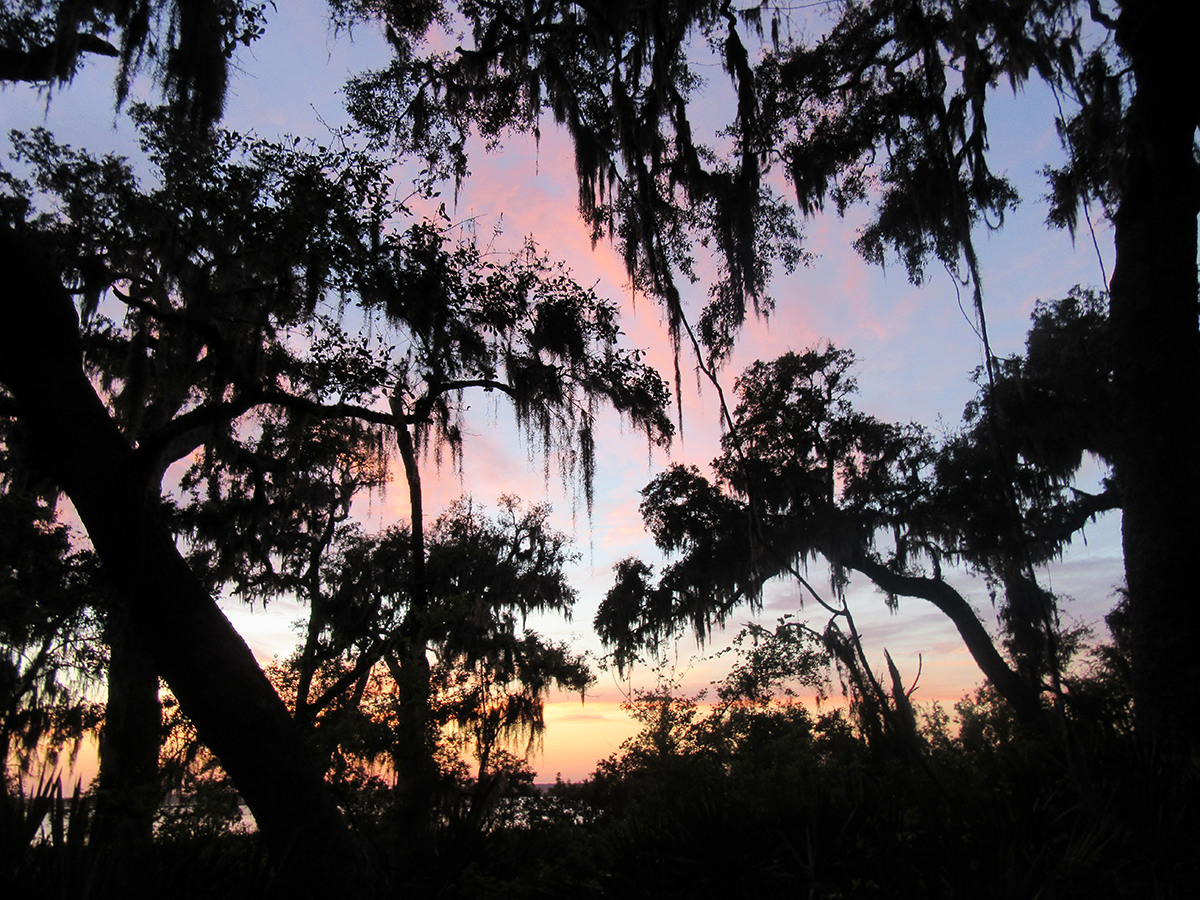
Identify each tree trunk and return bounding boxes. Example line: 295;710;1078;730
389;415;439;813
93;601;162;847
0;225;368;892
1110;0;1200;765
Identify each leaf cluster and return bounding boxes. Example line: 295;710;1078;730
345;1;804;369
0;493;107;778
0;2;272;129
755;0;1084;284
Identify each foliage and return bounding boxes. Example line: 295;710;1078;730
2;0;1197;894
516;619;1174;899
0;1;271;127
155;691;251;842
342;0;807;373
0;493;106;776
1;44;670;888
1;773;271;900
1;74;669;794
2;105;672;524
239;497;593;812
599;291;1118;744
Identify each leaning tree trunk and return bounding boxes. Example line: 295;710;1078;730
0;225;368;893
1110;0;1200;766
92;601;162;848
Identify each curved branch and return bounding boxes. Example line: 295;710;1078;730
847;550;1045;731
0;33;118;83
408;378;518;422
134;388;395;472
1031;485;1122;550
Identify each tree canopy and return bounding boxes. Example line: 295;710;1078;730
599;290;1117;744
1;0;1196;894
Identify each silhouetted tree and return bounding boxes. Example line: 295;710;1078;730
1;136;369;892
254;498;591;814
749;0;1196;763
599;291;1118;743
4;0;1193;890
2;26;669;884
343;0;1199;763
0;5;435;882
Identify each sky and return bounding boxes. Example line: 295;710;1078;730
2;3;1124;782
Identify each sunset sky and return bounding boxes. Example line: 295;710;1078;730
2;3;1124;781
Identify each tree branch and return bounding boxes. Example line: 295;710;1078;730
0;34;119;84
1087;0;1118;31
1030;485;1122;551
134;388;395;472
408;378;518;423
847;549;1045;730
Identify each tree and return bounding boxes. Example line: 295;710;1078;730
746;0;1196;761
4;106;392;848
599;291;1118;744
0;105;394;878
1096;1;1200;763
0;5;815;869
0;211;367;894
421;498;593;784
162;202;672;801
0;1;270;124
341;1;1198;763
4;0;1193;884
743;0;1198;764
236;497;594;809
560;0;1192;763
181;495;592;832
339;0;806;386
2;8;671;884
